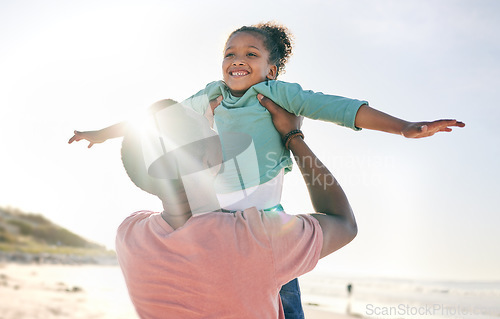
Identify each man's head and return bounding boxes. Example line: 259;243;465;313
121;99;223;211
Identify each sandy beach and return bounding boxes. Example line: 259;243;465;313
0;263;136;319
0;263;355;319
303;306;357;319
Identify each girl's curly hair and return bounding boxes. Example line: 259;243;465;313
227;22;294;77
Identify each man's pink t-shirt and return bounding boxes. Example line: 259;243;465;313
115;208;322;319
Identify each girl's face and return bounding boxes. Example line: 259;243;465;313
222;32;277;97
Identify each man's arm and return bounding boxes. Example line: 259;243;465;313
355;104;465;138
258;94;357;259
288;135;357;258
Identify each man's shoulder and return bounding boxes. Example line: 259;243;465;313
118;210;158;228
198;208;286;235
239;208;319;236
128;210;157;219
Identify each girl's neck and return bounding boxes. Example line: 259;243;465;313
228;86;247;97
225;78;272;97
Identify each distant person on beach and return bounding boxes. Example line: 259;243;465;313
346;283;353;315
115;96;357;318
69;22;464;318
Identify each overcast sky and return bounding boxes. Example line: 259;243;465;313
1;0;498;281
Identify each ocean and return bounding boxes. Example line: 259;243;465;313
299;271;500;319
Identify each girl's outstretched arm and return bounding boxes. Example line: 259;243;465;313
68;122;128;148
354;104;465;138
68;96;223;148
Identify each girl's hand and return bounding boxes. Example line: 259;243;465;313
257;93;303;139
402;120;465;138
68;130;107;148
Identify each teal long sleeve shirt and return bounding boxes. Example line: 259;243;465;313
182;80;367;193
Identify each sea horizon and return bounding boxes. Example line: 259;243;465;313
300;270;500;319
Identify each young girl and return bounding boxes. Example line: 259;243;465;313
69;22;464;318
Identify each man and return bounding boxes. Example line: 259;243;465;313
115;95;357;319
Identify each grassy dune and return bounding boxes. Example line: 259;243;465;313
0;206;113;259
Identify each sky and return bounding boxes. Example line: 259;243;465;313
1;0;499;282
